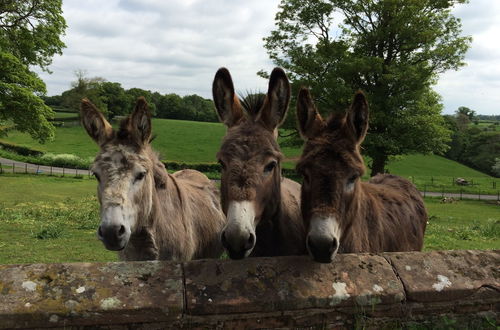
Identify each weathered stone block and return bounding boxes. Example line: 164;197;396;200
383;250;500;303
0;261;183;329
184;254;404;316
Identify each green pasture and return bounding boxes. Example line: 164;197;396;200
53;112;79;119
471;120;500;131
0;173;498;264
0;174;116;264
0;119;301;162
386;154;498;194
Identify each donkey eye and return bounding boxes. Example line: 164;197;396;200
264;161;277;174
347;175;358;184
135;172;146;182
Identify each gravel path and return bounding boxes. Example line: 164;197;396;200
0;157;91;176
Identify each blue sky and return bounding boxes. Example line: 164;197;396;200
36;0;500;115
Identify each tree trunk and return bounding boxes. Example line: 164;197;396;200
370;154;387;177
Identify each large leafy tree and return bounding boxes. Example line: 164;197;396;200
0;0;66;142
263;0;471;175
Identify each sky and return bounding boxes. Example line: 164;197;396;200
35;0;500;116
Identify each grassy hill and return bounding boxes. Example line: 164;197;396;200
0;118;300;162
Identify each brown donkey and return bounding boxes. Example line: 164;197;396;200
81;97;226;261
213;67;306;259
296;88;427;263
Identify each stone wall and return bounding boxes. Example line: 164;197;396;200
0;250;498;329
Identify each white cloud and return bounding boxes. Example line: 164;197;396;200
434;0;500;115
37;0;500;115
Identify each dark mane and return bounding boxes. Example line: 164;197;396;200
240;93;266;118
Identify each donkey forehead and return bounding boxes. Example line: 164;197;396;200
299;140;363;172
219;126;281;161
93;145;149;171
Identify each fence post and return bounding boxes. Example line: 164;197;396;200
452;177;455;186
441;185;444;198
478;190;481;201
25;163;27;174
75;168;78;177
12;163;15;174
0;163;2;174
497;190;499;201
493;181;496;189
423;184;426;198
50;166;53;176
36;165;39;175
431;176;434;185
460;188;463;200
62;166;65;177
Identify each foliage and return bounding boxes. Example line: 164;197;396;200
0;0;66;142
492;158;500;177
445;113;500;177
0;139;43;156
262;0;471;175
456;106;475;120
50;72;217;122
0;52;55;142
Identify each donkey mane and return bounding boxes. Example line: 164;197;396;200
239;93;266;118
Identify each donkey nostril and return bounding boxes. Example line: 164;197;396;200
244;233;255;250
118;225;126;237
330;237;339;253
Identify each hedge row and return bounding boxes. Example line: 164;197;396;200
0;140;44;157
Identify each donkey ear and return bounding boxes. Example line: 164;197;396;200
129;97;152;145
296;88;324;140
212;67;243;127
258;67;291;130
80;98;113;146
347;91;369;143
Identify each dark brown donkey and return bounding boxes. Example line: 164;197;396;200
296;88;427;263
213;67;306;259
81;97;226;261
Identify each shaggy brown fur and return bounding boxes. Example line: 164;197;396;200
213;67;306;259
81;97;226;261
296;88;427;262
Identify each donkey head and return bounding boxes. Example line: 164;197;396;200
213;67;290;259
81;97;157;251
296;88;369;263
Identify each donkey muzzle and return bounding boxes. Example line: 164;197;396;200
98;205;131;251
221;229;255;260
307;215;341;263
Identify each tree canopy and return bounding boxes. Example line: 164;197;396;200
0;0;66;142
47;72;218;123
262;0;471;175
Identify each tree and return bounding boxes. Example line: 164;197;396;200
0;0;66;142
262;0;470;176
99;82;131;120
456;106;475;121
61;70;107;114
492;158;500;177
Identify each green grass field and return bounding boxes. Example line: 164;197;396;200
0;173;497;264
0;119;302;162
0;174;116;264
53;112;79;119
386;154;498;194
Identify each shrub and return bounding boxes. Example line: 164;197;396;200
0;141;44;156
